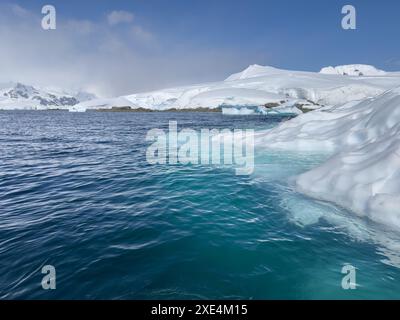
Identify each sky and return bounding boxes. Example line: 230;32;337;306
0;0;400;97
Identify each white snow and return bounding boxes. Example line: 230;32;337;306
320;64;387;76
224;64;287;81
0;82;96;110
257;87;400;229
188;88;284;109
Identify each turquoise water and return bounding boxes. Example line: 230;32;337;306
1;111;400;299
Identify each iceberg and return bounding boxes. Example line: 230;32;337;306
222;107;257;115
257;87;400;229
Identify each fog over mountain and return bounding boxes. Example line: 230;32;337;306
0;3;259;98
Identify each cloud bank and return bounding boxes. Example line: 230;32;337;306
0;3;254;97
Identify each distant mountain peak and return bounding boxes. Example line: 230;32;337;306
0;82;97;109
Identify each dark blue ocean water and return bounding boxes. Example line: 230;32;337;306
1;111;400;299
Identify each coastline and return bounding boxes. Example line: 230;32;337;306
0;106;222;113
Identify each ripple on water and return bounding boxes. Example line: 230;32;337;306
0;111;400;299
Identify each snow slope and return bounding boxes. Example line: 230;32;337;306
77;64;400;112
256;88;400;229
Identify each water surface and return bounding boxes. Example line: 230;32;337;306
1;111;399;299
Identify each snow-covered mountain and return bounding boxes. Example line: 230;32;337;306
75;64;400;113
0;82;96;110
2;64;400;113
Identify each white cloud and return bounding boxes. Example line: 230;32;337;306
65;19;97;35
131;25;154;42
10;3;30;17
107;10;134;26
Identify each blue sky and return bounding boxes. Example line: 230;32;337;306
1;0;400;96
